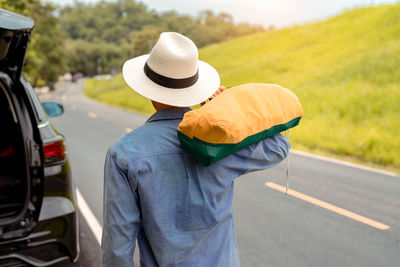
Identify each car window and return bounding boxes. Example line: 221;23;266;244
21;75;47;123
0;29;13;60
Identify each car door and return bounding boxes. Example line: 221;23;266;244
0;10;44;239
0;71;45;240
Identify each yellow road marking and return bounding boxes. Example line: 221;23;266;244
265;182;390;231
61;94;67;101
88;112;97;118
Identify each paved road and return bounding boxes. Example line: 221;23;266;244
43;80;400;267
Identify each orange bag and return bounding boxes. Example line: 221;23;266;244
177;83;303;166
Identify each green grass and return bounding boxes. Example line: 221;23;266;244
85;75;155;114
85;3;400;170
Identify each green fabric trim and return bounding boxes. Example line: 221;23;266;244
178;116;301;166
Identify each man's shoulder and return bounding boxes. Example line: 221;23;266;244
108;124;151;157
108;121;181;162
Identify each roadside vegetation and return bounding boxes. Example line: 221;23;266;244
85;3;400;170
85;76;155;114
3;0;264;86
60;1;264;77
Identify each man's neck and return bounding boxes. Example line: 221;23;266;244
152;100;185;111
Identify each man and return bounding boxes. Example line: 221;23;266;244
102;32;290;266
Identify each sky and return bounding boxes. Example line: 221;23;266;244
49;0;399;27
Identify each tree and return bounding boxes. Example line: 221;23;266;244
130;26;165;56
1;0;67;86
2;0;264;81
57;1;264;76
25;2;66;86
65;39;124;76
0;0;38;15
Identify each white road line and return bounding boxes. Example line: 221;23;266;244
265;182;390;231
291;149;398;177
88;112;98;118
126;128;133;133
76;189;102;245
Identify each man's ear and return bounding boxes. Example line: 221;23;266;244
151;100;158;111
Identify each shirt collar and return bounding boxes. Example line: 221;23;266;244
146;107;192;123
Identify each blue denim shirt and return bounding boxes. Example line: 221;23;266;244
102;107;290;267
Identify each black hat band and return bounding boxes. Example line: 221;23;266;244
144;62;199;89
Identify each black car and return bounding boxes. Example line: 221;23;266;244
0;9;79;266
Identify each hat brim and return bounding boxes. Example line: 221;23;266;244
122;55;220;107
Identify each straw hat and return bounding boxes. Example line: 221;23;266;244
122;32;220;107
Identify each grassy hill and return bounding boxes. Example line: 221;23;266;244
85;3;400;170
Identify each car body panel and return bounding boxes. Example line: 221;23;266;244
0;8;79;266
0;9;34;30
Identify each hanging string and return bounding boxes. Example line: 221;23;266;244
285;130;290;195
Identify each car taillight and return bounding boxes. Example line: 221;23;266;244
43;140;66;165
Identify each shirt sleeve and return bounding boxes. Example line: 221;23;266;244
102;147;141;267
228;133;290;176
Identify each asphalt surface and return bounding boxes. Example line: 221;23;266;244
42;80;400;267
